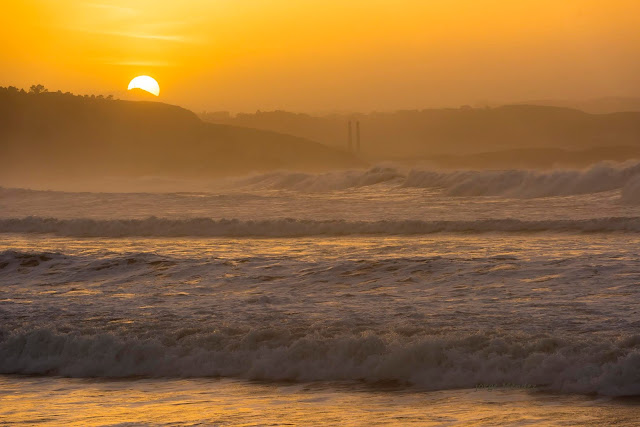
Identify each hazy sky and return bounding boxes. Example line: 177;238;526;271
1;0;639;112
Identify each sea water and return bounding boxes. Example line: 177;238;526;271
1;164;640;425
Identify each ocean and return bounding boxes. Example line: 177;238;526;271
2;163;640;425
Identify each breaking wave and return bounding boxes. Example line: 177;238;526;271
2;216;640;237
403;161;640;198
1;327;639;396
621;175;640;205
4;161;640;201
234;167;404;192
231;161;640;200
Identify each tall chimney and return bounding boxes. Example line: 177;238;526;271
356;121;361;153
348;121;353;152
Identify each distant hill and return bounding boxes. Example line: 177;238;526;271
0;87;363;185
511;97;640;114
201;106;640;161
125;87;161;100
423;146;639;170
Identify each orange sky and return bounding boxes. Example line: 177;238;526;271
1;0;639;112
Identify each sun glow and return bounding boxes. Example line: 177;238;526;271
2;1;640;112
128;76;160;96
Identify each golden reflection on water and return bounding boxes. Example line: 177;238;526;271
3;233;637;263
1;376;638;426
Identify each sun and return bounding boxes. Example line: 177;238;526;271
127;76;160;96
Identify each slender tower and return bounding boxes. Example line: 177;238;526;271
356;121;361;153
348;120;353;152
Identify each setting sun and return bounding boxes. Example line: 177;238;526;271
127;75;160;96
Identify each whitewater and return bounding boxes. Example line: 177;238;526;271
2;163;640;424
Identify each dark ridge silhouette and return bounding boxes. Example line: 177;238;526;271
126;87;160;100
423;146;640;170
512;97;640;114
0;86;364;184
201;106;640;163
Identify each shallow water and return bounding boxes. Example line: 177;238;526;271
1;376;639;426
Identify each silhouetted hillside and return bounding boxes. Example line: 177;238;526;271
0;87;363;184
201;106;640;161
125;87;161;101
512;97;640;114
424;146;639;170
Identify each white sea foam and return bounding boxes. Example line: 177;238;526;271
403;161;640;197
1;327;639;396
227;161;640;199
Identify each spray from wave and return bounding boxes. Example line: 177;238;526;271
234;167;405;192
229;161;640;201
3;161;640;201
621;175;640;205
1;327;639;396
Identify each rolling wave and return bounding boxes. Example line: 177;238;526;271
231;161;640;201
1;327;638;396
2;216;640;237
621;175;640;205
235;167;404;192
403;161;640;198
4;161;640;201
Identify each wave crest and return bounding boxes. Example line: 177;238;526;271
232;161;640;199
1;328;639;396
236;166;403;192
